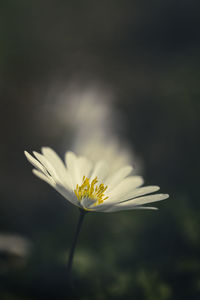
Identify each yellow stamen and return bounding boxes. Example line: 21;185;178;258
74;176;109;205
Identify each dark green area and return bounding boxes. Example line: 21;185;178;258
0;0;200;299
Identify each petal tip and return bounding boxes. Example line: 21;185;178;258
24;150;30;157
41;146;48;152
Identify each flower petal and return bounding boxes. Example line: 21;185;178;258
121;193;169;206
106;185;160;205
102;205;159;212
65;151;82;188
103;193;169;212
90;160;109;182
77;156;93;180
33;151;60;181
105;165;133;191
107;176;144;202
54;184;80;207
41;147;72;188
24;151;46;174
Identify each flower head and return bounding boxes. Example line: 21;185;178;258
24;148;169;212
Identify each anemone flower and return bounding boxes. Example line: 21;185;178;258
24;147;169;276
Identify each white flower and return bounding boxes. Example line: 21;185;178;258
24;148;169;212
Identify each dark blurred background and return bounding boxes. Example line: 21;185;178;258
0;0;200;299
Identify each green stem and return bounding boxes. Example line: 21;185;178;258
67;209;86;277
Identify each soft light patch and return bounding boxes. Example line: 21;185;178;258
74;176;108;205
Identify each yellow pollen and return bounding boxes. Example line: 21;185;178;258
74;176;109;205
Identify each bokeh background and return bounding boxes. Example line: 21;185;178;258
0;1;200;299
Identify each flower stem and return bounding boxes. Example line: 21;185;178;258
67;209;86;278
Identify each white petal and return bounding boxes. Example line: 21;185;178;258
125;186;160;199
65;151;81;188
24;151;46;173
104;194;169;212
32;169;55;186
107;176;144;202
121;193;169;206
41;147;72;188
33;151;60;181
77;156;93;180
90;160;109;182
106;186;160;205
105;165;133;191
133;206;158;210
54;184;80;207
102;205;159;212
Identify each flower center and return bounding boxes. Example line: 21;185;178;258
74;176;109;205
